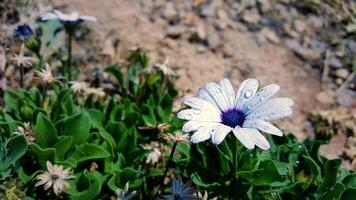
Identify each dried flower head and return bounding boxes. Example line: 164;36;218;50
9;44;37;68
114;182;137;200
142;142;161;165
14;122;35;144
34;63;56;85
35;161;73;196
178;78;294;150
153;58;177;79
139;123;171;134
69;81;89;94
159;132;190;145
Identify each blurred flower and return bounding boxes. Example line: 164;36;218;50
69;81;89;94
142;142;161;165
177;79;294;150
9;44;37;68
13;24;33;41
162;177;199;200
14;122;35;145
35;161;73;196
114;182;137;200
34;63;55;85
159;132;190;145
153;58;177;79
87;87;106;99
196;191;208;200
41;10;96;26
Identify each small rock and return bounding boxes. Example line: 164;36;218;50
336;89;354;107
335;78;344;85
346;40;356;53
260;27;280;43
316;91;334;106
166;26;187;38
184;12;196;25
196;23;207;40
328;57;343;69
294;19;307;33
207;30;220;49
285;39;320;60
0;46;5;73
200;4;215;17
242;8;261;24
258;0;271;13
335;69;350;80
163;2;178;22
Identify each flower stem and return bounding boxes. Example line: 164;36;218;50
159;142;177;193
230;139;239;199
67;31;73;81
19;63;24;88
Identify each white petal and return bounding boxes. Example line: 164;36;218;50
197;87;219;108
232;128;255;149
246;98;294;121
235;79;259;109
182;121;220;132
243;84;280;114
219;79;235;108
248;129;270;150
211;124;232;145
177;108;221;122
41;13;58;20
191;126;216;143
203;82;230;111
183;97;221;114
80;15;97;22
243;120;283;136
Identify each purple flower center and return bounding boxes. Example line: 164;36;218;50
221;109;246;128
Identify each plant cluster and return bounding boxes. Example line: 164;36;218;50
0;8;355;200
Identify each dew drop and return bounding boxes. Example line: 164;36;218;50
263;126;269;131
244;90;253;98
259;89;265;95
259;97;265;102
296;161;300;164
216;87;222;93
298;145;302;149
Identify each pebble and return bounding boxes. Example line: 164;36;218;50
335;69;350;80
242;8;261;24
166;25;187;38
328;57;343;69
260;27;280;43
207;30;220;48
163;2;178;22
316;91;334;106
294;19;307;33
285;39;320;61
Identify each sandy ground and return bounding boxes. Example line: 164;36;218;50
51;0;324;141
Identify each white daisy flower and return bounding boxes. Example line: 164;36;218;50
177;78;294;150
142;142;161;165
41;10;96;25
35;161;73;196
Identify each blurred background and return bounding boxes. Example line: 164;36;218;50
1;0;355;169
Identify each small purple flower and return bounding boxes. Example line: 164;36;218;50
14;24;33;40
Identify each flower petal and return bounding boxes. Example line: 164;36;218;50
80;15;97;21
197;87;219;109
203;82;230;111
190;125;218;143
177;108;221;122
249;129;270;150
244;120;283;136
183;97;221;114
246;98;294;121
211;124;232;145
219;79;235;108
232;128;255;149
235;79;259;109
182;121;220;132
243;84;280;114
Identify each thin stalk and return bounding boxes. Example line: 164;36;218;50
67;31;73;81
230;139;239;200
20;63;24;88
159;142;177;193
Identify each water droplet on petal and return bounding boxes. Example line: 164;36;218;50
216;87;222;93
298;145;302;148
259;89;265;95
263;126;269;131
244;90;253;98
296;161;300;164
259;97;265;102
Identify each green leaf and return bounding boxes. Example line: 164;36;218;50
88;109;104;130
318;183;345;200
191;172;220;189
341;188;356;200
69;144;110;163
320;159;342;190
0;135;28;171
54;136;73;159
67;171;105;200
30;143;55;168
61;111;91;144
342;174;356;189
252;159;284;185
35;113;58;148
